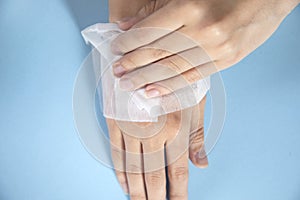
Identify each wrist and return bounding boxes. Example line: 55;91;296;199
274;0;300;18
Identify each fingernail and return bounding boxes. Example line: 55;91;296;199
195;152;208;168
145;84;156;91
146;89;160;98
119;78;134;90
121;183;129;194
116;17;132;25
113;65;126;77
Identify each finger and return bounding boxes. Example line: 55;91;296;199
112;31;199;77
118;47;211;91
190;143;208;168
143;140;166;200
106;119;129;194
117;17;140;31
189;98;209;168
167;150;189;200
165;109;191;200
123;134;147;200
144;61;216;98
190;96;206;135
114;171;129;195
111;2;183;55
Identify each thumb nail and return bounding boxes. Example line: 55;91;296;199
116;17;132;25
195;151;208;168
116;17;137;30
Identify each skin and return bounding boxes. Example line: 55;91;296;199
111;0;300;98
107;100;207;200
108;1;208;199
108;0;299;199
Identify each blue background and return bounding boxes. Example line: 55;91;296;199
0;0;299;199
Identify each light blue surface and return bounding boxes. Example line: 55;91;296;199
0;1;299;199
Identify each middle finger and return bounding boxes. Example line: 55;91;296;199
143;138;167;200
123;134;147;200
118;47;211;91
113;29;199;77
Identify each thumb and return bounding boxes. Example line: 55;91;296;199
189;127;209;168
117;0;164;30
189;97;208;168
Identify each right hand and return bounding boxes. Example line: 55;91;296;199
111;0;299;97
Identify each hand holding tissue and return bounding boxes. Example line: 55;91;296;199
81;23;210;122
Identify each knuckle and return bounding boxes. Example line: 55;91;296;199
167;111;182;124
208;24;229;40
182;0;205;18
183;68;201;84
218;41;236;56
111;147;124;160
127;163;143;173
119;55;138;70
130;193;147;200
146;171;164;185
190;127;204;144
161;57;184;73
150;47;170;60
172;111;182;123
188;7;203;19
168;166;188;181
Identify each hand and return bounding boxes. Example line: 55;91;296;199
106;97;208;200
111;0;299;97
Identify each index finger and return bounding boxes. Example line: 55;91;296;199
167;150;189;200
165;108;192;200
111;2;184;55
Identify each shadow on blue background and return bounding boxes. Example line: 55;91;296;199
0;0;299;200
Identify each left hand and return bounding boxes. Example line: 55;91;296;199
107;97;208;199
111;0;299;98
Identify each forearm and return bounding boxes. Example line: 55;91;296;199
109;0;149;22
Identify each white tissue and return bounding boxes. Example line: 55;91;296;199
81;23;210;122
